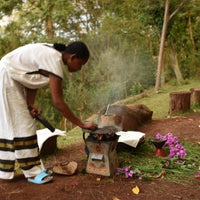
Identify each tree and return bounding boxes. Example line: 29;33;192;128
155;0;185;92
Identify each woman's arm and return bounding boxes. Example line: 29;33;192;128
26;88;41;117
49;74;97;130
26;88;37;106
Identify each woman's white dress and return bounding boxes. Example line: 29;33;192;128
0;43;65;179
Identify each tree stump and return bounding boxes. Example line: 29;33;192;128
190;88;200;105
169;91;191;114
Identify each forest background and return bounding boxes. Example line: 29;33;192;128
0;0;199;130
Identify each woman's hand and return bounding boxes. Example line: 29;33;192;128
81;122;97;131
28;105;41;118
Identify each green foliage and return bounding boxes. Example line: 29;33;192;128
117;139;200;184
129;82;144;96
0;0;23;17
127;78;200;118
0;0;200;130
0;21;25;57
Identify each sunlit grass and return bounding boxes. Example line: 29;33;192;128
127;79;200;118
56;79;200;146
57;128;83;148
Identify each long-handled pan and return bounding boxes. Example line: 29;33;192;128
28;106;55;132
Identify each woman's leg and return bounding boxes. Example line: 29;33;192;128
0;66;45;179
0;66;15;179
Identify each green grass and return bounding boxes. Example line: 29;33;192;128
117;140;200;184
55;79;200;185
127;79;200;118
57;128;83;148
57;79;200;147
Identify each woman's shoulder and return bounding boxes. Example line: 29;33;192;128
28;43;61;57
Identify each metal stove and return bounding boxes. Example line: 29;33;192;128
82;126;119;176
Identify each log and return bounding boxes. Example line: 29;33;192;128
97;104;153;131
169;91;191;114
190;88;200;105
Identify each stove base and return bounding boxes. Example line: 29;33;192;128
86;139;118;176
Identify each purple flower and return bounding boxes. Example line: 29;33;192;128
156;133;187;159
164;161;170;167
138;176;142;180
156;133;162;138
175;160;183;164
125;166;131;172
194;172;200;177
117;167;125;172
125;170;134;178
125;172;130;178
117;166;142;179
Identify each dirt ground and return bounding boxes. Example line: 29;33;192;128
1;113;200;200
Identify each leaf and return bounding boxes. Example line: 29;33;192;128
112;196;120;200
96;177;101;181
132;185;140;194
153;170;166;179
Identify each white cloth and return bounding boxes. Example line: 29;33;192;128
0;43;66;179
1;43;65;89
116;131;145;148
36;128;66;151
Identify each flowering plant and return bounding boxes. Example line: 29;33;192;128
194;172;200;179
116;166;142;180
156;133;187;159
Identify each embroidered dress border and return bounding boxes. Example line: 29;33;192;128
0;135;38;152
14;135;38;150
0;135;40;171
0;139;14;152
17;156;41;170
0;159;15;172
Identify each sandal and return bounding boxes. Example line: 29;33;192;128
28;170;53;184
53;161;77;176
44;168;53;176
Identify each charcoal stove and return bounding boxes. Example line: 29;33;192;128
82;126;119;176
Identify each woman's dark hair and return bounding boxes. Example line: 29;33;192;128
53;41;90;60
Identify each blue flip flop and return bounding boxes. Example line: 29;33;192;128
44;168;53;176
28;171;53;184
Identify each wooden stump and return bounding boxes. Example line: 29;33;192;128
190;88;200;104
169;91;191;114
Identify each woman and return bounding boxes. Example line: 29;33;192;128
0;41;97;184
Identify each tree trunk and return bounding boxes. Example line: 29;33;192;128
170;43;184;85
45;4;54;39
188;11;196;51
155;0;170;92
169;91;191;114
155;0;185;92
45;16;54;39
190;88;200;105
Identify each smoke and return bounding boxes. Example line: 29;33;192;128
89;46;155;110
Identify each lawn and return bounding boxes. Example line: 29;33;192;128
55;79;200;184
57;78;200;147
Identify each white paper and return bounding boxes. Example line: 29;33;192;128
36;128;66;150
116;131;145;148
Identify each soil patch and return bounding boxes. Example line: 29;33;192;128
0;113;200;200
